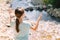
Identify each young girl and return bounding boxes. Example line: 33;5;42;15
15;7;42;40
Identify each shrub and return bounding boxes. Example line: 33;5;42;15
43;0;60;8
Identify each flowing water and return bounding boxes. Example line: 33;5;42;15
11;0;60;23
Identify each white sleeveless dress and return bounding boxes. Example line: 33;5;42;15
12;21;32;40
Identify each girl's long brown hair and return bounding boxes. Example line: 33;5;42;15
15;8;24;33
16;18;20;32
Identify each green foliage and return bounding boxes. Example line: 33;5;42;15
43;0;60;8
43;0;54;5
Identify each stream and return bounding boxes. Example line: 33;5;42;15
11;0;60;23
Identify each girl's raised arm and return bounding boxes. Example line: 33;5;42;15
31;13;42;31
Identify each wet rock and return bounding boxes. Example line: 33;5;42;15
36;7;43;11
25;7;33;11
42;5;47;11
25;8;29;12
35;5;47;11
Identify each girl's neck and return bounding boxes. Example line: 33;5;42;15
18;18;23;24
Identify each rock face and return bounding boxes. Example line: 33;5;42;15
47;8;60;18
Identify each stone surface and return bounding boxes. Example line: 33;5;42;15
47;8;60;18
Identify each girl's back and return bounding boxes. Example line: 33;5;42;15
15;21;31;40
